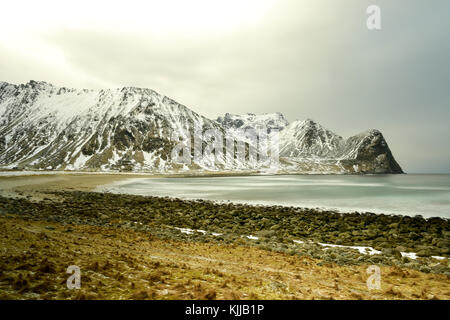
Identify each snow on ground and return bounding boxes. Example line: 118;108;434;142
173;227;222;237
401;252;418;259
317;242;381;255
171;228;448;260
174;227;194;235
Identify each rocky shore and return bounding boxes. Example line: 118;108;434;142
1;191;448;275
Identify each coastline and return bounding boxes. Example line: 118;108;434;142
1;173;449;256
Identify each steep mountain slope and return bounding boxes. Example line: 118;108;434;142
0;81;237;171
217;115;403;173
0;81;403;174
278;122;403;174
339;129;404;174
279;119;344;158
216;112;288;133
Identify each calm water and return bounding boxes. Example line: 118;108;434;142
99;174;450;218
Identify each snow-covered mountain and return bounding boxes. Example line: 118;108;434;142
0;80;237;172
216;115;403;174
278;120;403;174
279;119;344;158
0;81;403;174
216;112;288;133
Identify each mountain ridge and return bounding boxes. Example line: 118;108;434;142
0;80;404;174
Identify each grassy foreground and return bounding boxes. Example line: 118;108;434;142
0;215;449;300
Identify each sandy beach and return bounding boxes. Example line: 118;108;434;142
0;173;151;200
0;171;265;200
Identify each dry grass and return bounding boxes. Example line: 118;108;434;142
0;216;449;300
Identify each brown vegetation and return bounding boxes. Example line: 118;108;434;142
0;216;448;300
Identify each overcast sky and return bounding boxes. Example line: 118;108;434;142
1;0;449;173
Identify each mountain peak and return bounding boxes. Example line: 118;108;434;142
25;80;55;90
288;118;328;132
280;119;344;159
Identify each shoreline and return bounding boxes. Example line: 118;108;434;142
97;174;450;220
0;169;410;178
1;174;449;254
96;188;450;222
2;173;448;220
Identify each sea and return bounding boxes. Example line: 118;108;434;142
98;174;450;219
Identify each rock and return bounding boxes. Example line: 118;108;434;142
416;246;439;257
435;239;450;249
431;264;449;274
401;256;411;263
409;232;421;241
416;249;432;257
370;255;384;263
419;266;431;273
356;256;367;263
381;248;402;259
